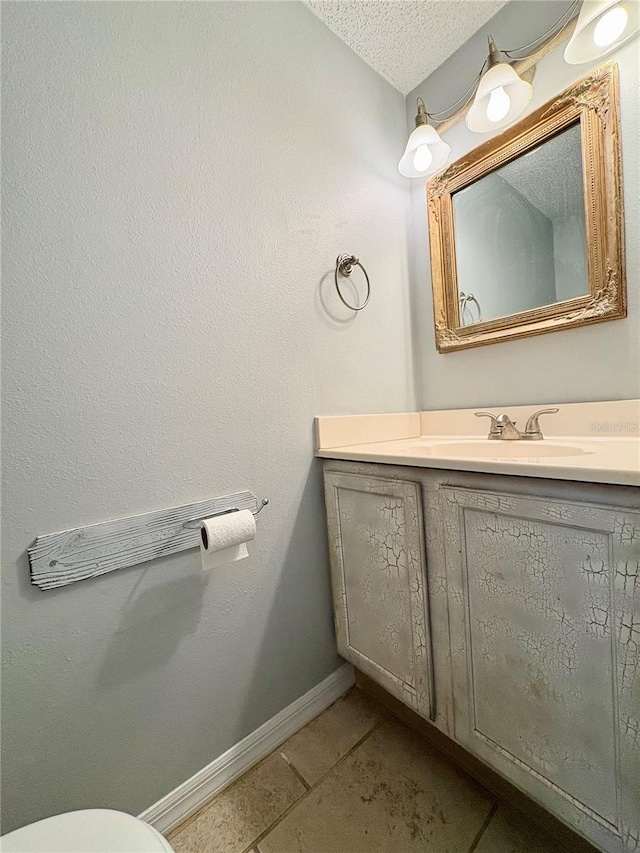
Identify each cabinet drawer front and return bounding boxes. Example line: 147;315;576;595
442;486;640;853
324;472;434;719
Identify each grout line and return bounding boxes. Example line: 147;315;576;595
386;705;496;802
241;713;388;853
468;801;499;853
278;751;311;791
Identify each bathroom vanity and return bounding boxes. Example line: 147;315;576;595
316;402;639;853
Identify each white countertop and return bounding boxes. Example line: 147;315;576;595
315;401;640;487
317;434;640;486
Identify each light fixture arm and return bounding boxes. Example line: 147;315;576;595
487;35;502;68
414;97;429;127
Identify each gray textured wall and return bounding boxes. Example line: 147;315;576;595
1;1;415;832
406;1;640;409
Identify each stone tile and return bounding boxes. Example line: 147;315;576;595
259;718;495;853
168;752;306;853
279;688;385;785
475;806;588;852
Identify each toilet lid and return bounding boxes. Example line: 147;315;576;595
0;809;174;853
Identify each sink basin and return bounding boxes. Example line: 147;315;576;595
400;441;592;459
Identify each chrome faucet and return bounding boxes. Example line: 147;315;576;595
475;408;559;441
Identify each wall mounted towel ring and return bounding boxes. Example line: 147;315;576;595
334;254;371;311
458;291;482;325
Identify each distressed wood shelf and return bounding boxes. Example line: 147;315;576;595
28;491;259;590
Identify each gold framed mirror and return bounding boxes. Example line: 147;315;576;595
427;62;625;353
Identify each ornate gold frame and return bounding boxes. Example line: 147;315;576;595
427;62;625;353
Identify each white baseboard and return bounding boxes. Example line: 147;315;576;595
138;663;355;835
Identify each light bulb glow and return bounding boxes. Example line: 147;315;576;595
486;86;511;123
593;5;628;46
412;143;433;172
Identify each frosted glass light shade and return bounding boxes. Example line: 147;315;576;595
466;62;533;133
398;123;451;178
564;0;639;63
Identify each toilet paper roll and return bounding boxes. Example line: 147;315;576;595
200;509;256;571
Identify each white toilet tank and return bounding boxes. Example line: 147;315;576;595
0;809;174;853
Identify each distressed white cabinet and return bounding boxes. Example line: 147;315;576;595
322;460;639;853
442;486;639;853
323;471;434;719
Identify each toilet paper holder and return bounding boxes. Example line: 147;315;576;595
182;497;269;529
29;491;270;590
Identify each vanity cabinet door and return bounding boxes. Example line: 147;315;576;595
442;486;639;853
323;471;434;720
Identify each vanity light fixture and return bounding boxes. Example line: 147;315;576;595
564;0;639;63
398;98;451;178
466;37;533;133
398;1;583;179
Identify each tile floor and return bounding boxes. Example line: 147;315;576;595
167;688;591;853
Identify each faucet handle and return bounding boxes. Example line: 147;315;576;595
474;411;500;437
524;407;559;439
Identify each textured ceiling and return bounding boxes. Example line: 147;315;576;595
304;0;510;94
499;124;584;221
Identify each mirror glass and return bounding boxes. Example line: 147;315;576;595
451;122;588;327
